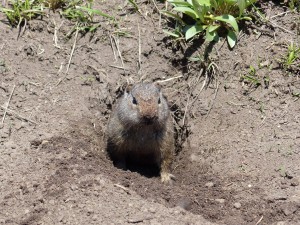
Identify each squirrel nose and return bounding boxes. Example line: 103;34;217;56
143;115;158;125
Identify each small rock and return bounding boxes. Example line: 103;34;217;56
173;208;181;215
1;131;9;139
205;182;214;188
267;193;288;201
148;207;156;213
70;184;78;191
234;202;241;209
92;215;98;221
281;203;300;216
291;178;299;186
189;153;201;162
290;190;300;202
286;171;293;179
49;199;55;205
4;141;17;149
177;198;192;210
260;59;270;68
275;222;289;225
86;208;94;216
58;215;65;222
215;199;225;204
15;123;24;130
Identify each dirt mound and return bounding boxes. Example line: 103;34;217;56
1;1;300;225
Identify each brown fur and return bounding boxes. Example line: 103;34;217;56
107;83;175;183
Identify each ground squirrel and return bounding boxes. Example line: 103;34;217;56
107;82;175;183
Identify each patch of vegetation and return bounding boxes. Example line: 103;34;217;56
0;0;114;35
128;0;139;12
241;65;261;87
240;62;273;90
0;0;45;27
44;0;67;11
280;42;300;73
285;0;300;11
61;0;114;34
163;0;256;48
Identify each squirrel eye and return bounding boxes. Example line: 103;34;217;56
132;97;138;105
158;97;161;104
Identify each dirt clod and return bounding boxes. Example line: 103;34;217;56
233;202;242;209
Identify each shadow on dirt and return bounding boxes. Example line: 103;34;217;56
34;120;300;225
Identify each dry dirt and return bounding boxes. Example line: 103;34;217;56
1;1;300;225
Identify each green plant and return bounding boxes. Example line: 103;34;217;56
0;0;45;27
281;42;300;71
241;65;261;87
163;0;256;48
278;165;286;177
286;0;299;11
45;0;66;11
61;0;114;34
128;0;139;12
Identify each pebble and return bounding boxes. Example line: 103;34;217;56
92;215;98;221
276;222;289;225
205;182;214;188
70;184;78;191
285;171;294;179
177;198;192;210
15;123;24;130
233;202;241;209
215;199;225;204
148;207;156;213
290;178;299;186
4;141;17;149
1;129;9;139
189;153;201;162
49;199;55;205
281;203;299;216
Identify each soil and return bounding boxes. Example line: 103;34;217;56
1;1;300;225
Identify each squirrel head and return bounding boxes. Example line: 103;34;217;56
119;83;169;127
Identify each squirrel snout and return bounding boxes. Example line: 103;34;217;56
142;114;158;125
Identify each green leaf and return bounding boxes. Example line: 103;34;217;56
0;8;14;13
161;10;185;24
168;0;192;7
197;0;211;6
205;29;219;42
185;24;203;40
75;6;114;20
227;30;237;48
128;0;139;11
240;16;252;20
208;25;220;32
188;56;202;61
191;0;206;22
173;6;198;20
214;14;239;33
237;0;246;17
163;29;180;38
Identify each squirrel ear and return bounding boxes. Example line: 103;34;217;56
125;84;133;93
